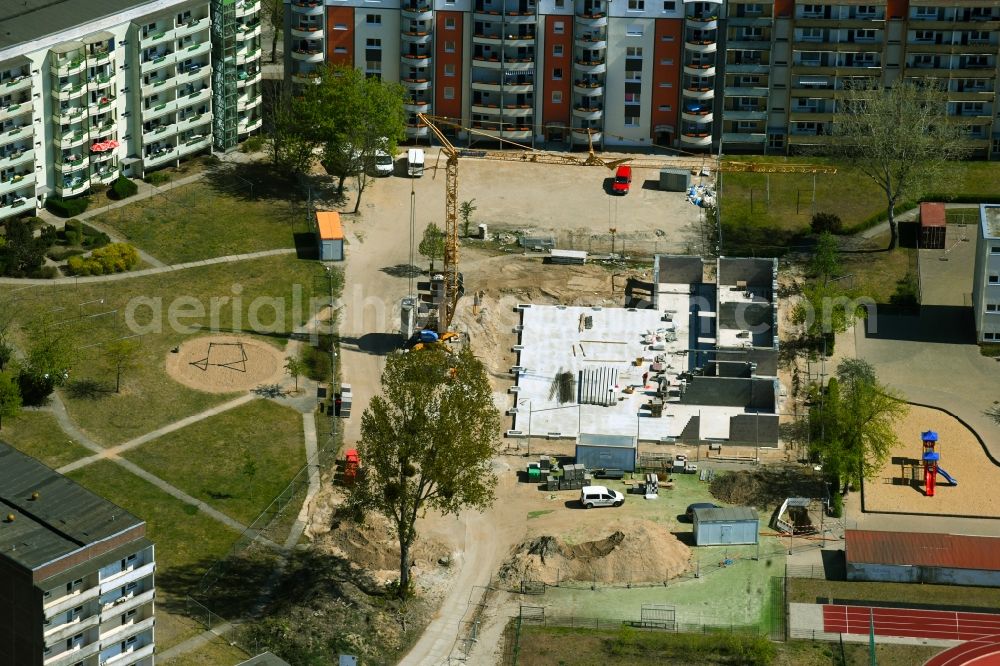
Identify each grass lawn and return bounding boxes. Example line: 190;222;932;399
92;181;310;264
787;577;1000;611
514;626;942;666
719;157;1000;246
839;231;918;304
0;409;91;468
123;399;306;525
159;635;250;666
67;460;242;650
1;254;333;446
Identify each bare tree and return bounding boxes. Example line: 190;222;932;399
831;80;968;251
262;0;283;64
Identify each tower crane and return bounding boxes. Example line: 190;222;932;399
415;113;838;333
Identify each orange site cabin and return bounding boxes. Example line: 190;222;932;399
316;211;344;261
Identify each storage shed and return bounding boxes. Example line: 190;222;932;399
575;433;638;472
316;211;344;261
846;530;1000;587
920;202;946;249
692;507;759;546
660;168;691;192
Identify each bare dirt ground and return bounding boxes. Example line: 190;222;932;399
863;404;1000;518
165;334;285;393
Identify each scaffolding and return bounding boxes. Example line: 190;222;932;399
211;0;238;151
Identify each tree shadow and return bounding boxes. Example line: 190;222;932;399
340;333;402;355
202;162;301;202
381;264;423;278
65;378;111;400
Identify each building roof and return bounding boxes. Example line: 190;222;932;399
920;202;946;228
316;211;344;241
982;205;1000;239
577;433;636;449
0;0;157;52
237;652;293;666
693;506;759;522
0;442;144;573
846;530;1000;571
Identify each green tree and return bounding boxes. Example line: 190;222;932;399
17;319;75;405
809;232;840;285
268;82;322;176
0;370;22;430
285;356;305;393
418;222;445;272
830;80;968;251
0;217;46;277
460;199;478;237
348;347;502;599
104;338;140;393
811;359;907;492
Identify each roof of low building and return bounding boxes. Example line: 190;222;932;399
577;433;637;448
237;652;294;666
693;506;759;522
847;530;1000;571
0;0;157;52
920;202;946;228
0;442;144;572
316;211;344;241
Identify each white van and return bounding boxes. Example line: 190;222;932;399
374;149;394;176
580;485;625;509
407;148;425;177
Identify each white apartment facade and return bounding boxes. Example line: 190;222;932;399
973;204;1000;343
0;0;263;222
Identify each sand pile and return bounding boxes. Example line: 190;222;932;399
498;519;691;585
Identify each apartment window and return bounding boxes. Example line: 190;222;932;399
335;47;348;53
856;5;876;17
990;275;999;284
627;46;642;58
121;609;137;625
554;21;565;34
553;44;563;57
366;38;382;48
741;27;763;40
627;0;644;10
445;40;456;52
801;4;823;15
445;17;456;29
176;10;192;24
552;90;563;103
662;0;676;9
992;247;1000;254
624;112;640;127
737;121;757;131
913;54;935;67
660;34;674;42
800;27;822;42
768;133;784;149
913;6;937;19
626;24;644;37
334;23;348;30
67;634;84;651
556;0;565;6
444;86;455;99
658;81;672;88
366;14;381;24
142;22;157;37
658;104;671;111
988;304;1000;312
914;30;935;43
552;67;563;80
444;63;456;76
659;58;672;65
743;3;762;14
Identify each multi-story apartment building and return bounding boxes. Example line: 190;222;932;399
973;204;1000;343
285;0;1000;158
0;442;155;666
0;0;263;222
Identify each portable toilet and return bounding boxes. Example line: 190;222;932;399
316;211;344;261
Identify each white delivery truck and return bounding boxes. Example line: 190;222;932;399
407;148;425;177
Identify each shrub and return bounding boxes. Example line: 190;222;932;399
30;266;58;280
889;273;920;306
66;243;139;276
810;212;843;235
83;231;111;249
63;219;83;245
23;216;46;230
45;196;90;218
107;176;138;200
47;247;86;261
144;171;171;185
830;491;843;518
241;136;265;153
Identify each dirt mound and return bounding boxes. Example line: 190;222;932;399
710;466;826;509
498;520;690;585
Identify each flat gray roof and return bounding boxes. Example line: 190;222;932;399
0;442;144;572
693;506;759;522
982;204;1000;240
0;0;153;52
238;653;294;666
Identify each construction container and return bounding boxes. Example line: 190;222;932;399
316;211;345;261
576;433;638;472
692;507;759;546
659;168;691;192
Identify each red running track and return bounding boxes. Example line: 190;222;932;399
822;605;1000;643
924;635;1000;666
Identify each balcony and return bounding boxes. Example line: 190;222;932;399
572;105;603;120
504;10;536;24
574;59;606;74
402;53;432;67
53;56;86;77
725;108;767;121
179;112;213;132
0;148;33;170
86;50;113;68
401;3;433;20
143;124;176;145
724;86;769;98
54;81;86;102
575;36;606;50
178;87;211;108
402;29;432;44
684;63;716;77
292;48;324;63
0;100;32;123
474;32;504;45
504;80;534;93
239;93;262;110
43;612;100;646
89;97;116;117
473;126;532;140
176;65;210;86
725;62;768;74
101;589;155;617
238;69;263;86
570;127;601;144
682;86;715;100
236;46;262;65
722;131;766;144
291;25;324;39
573;81;603;96
685;40;717;54
237;0;261;16
682;110;714;123
575;13;608;28
183;41;212;58
472;55;502;69
504;57;534;70
140;28;175;48
88;74;114;92
99;615;155;645
141;53;176;74
175;17;208;41
291;0;322;14
2;124;33;142
144;100;178;121
239;116;263;133
0;196;34;218
470;80;501;92
291;71;323;85
178;134;212;155
685;14;718;29
680;132;713;147
2;75;31;95
100;642;155;666
406;123;430;138
43;638;100;666
505;33;536;46
404;99;431;113
501;105;533;117
238;23;263;41
98;563;155;593
144;146;178;167
0;172;34;197
56;155;89;174
471;103;501;115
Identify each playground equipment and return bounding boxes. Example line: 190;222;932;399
922;430;957;497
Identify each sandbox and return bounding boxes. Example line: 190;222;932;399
165;334;286;394
863;405;1000;518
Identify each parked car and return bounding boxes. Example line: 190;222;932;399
374;149;394;176
581;485;625;509
684;502;719;522
611;165;632;195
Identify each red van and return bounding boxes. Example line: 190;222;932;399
611;165;632;195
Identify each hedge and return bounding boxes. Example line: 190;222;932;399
107;176;138;200
46;196;90;218
66;243;139;276
144;171;171;185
